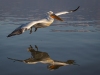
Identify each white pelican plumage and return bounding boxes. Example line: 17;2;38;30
7;6;80;37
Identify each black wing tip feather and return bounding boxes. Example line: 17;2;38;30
74;6;80;11
73;6;80;12
7;34;16;37
7;28;23;37
70;6;80;12
7;34;12;37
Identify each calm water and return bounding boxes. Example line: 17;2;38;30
0;0;100;75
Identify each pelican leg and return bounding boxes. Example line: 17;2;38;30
34;28;37;32
35;45;38;51
30;27;32;34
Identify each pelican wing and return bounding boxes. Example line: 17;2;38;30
55;6;80;16
7;19;50;37
24;19;48;28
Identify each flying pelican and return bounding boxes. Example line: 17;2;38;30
7;6;80;37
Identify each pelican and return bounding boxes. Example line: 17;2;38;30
7;6;80;37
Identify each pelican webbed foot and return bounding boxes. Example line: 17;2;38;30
34;28;38;32
30;27;32;34
35;45;38;51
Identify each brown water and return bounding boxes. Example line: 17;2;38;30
0;0;100;75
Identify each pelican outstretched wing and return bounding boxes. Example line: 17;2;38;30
55;6;80;16
7;19;47;37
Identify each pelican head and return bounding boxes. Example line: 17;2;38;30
47;11;54;15
47;11;63;21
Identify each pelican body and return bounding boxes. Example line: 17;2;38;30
7;6;80;37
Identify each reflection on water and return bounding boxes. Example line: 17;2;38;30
7;45;79;71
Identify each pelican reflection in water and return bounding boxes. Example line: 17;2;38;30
7;6;80;37
8;45;79;70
